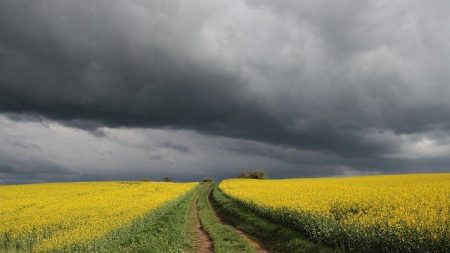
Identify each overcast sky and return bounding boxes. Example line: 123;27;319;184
1;0;450;183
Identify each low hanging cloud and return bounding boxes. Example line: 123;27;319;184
1;0;450;182
0;114;448;184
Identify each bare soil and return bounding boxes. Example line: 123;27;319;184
236;229;269;253
207;192;269;253
194;198;214;253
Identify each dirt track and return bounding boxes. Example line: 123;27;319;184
194;197;213;253
207;190;269;253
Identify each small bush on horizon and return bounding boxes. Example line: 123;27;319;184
237;169;268;179
201;177;214;183
163;176;173;182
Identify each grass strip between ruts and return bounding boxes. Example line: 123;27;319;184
197;183;256;253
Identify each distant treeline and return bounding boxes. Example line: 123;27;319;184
237;169;268;179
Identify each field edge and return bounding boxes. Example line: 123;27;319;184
211;185;337;253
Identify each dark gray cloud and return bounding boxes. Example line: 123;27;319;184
1;0;450;183
0;115;299;183
0;155;76;184
0;115;448;184
161;142;190;153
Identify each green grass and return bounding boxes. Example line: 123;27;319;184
197;183;256;253
63;187;199;253
212;185;338;253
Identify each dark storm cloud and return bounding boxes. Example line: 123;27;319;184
161;142;190;153
0;157;75;184
0;113;449;184
1;0;450;162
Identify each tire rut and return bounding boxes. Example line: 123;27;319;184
207;190;269;253
194;197;213;253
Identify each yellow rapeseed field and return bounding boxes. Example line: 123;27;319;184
0;181;197;252
220;173;450;251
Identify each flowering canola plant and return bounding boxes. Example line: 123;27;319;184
220;173;450;251
0;181;197;252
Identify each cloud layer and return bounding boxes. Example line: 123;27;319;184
1;115;449;184
1;0;450;182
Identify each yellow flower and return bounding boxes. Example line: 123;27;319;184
220;173;450;242
0;181;197;251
